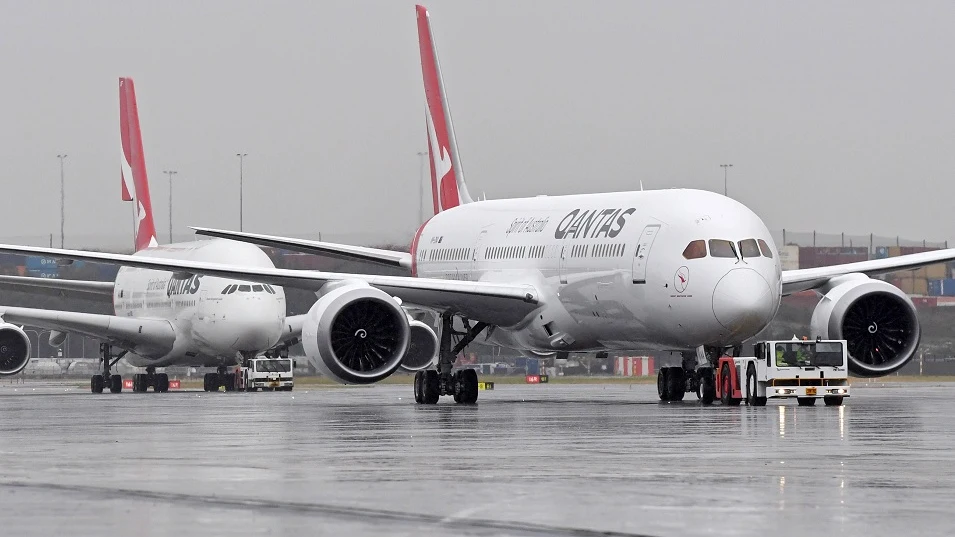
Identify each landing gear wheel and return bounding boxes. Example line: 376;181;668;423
696;368;715;405
420;370;440;404
746;366;766;406
454;369;479;404
155;373;169;393
413;370;424;403
657;367;671;401
223;374;236;392
91;375;105;394
824;396;844;406
797;397;817;406
131;374;143;393
666;367;686;401
203;373;214;392
720;363;741;406
109;374;122;393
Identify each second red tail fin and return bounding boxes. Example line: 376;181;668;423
416;5;473;214
119;77;158;251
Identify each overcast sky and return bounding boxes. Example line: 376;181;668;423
1;0;953;249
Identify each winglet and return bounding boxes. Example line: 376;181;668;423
416;5;473;214
119;77;159;251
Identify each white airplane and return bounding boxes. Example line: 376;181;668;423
0;78;303;393
1;7;951;405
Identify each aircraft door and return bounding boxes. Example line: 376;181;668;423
559;245;568;284
631;224;661;284
197;289;209;320
471;230;488;278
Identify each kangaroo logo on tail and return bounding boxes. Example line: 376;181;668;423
416;5;473;214
119;77;158;251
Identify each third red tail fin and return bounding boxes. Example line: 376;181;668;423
119;77;158;251
416;5;473;214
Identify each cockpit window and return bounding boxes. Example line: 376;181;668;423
738;239;761;259
223;284;237;294
758;239;773;258
682;240;707;260
264;285;276;294
708;239;738;259
252;285;264;292
238;285;251;292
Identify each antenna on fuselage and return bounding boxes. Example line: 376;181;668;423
640;181;645;191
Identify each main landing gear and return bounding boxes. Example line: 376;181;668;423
89;344;168;393
203;366;237;392
657;347;721;405
413;315;486;405
131;366;170;393
90;343;125;394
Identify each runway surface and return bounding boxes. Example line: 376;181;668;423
0;380;951;536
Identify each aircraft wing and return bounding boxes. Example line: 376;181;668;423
782;248;955;294
0;306;176;356
0;275;114;302
192;227;412;270
0;245;540;327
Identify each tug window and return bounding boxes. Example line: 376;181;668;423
708;240;738;259
758;239;774;258
738;239;761;259
682;240;707;260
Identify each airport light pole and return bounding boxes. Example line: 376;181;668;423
163;170;177;242
416;151;428;224
720;163;733;197
236;153;247;231
57;154;67;248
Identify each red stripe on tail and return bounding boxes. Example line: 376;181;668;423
416;5;467;213
119;78;158;251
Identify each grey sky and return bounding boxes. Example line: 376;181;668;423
1;0;953;249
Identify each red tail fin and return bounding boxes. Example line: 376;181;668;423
119;77;158;251
416;5;473;214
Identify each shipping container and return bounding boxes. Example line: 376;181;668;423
895;277;928;295
926;264;948;280
526;359;541;376
798;247;869;269
911;297;938;308
928;278;955;297
26;256;59;271
874;246;890;259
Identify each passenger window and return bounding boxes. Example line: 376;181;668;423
682;240;707;260
238;285;251;292
738;239;760;259
708;239;738;259
758;239;774;258
252;285;264;292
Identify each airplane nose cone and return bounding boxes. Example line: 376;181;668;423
231;298;281;351
712;268;775;337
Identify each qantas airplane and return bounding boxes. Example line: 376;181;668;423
0;78;440;393
0;7;952;405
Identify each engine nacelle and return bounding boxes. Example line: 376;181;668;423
0;324;32;376
399;319;438;372
810;276;920;376
302;281;410;384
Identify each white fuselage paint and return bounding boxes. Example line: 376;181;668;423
113;239;286;367
413;189;782;353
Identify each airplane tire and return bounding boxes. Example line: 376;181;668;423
156;373;169;393
413;371;424;403
697;368;715;405
457;369;479;404
657;367;670;401
421;370;440;404
666;367;685;401
91;375;105;394
797;397;816;407
109;375;122;393
223;374;236;392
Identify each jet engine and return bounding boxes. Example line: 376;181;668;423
0;324;32;376
810;276;919;376
302;281;410;384
399;319;438;372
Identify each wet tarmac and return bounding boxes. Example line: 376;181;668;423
0;380;952;536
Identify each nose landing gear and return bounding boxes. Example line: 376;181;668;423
203;366;237;392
